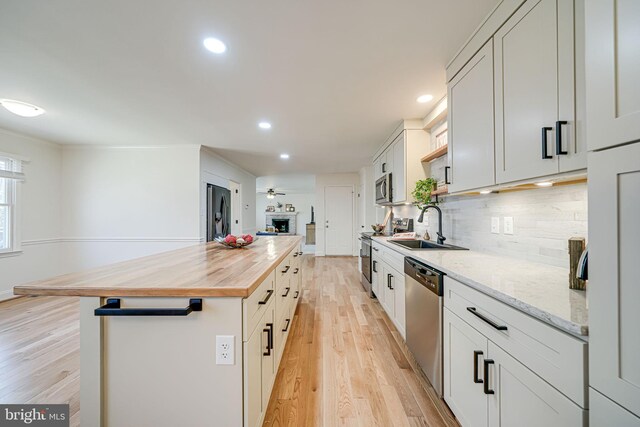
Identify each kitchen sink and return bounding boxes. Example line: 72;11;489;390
388;239;468;250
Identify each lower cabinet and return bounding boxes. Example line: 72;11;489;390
372;244;406;339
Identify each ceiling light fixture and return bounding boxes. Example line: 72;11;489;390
416;94;433;103
258;122;272;129
0;99;45;117
203;37;226;54
280;153;290;159
535;181;553;187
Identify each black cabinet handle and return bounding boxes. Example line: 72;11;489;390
282;318;291;332
373;260;377;273
474;351;484;384
467;307;508;331
282;287;290;297
293;252;299;258
263;323;274;356
95;298;202;316
541;127;553;159
483;359;495;394
555;121;568;155
282;266;290;274
388;274;394;290
373;247;379;252
297;251;303;256
293;268;299;274
382;162;386;173
445;166;451;185
294;290;299;299
258;289;274;305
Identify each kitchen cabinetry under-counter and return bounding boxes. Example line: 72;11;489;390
371;241;406;338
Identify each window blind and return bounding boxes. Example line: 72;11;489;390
0;155;25;181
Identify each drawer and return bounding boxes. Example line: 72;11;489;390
275;278;293;328
444;276;588;407
242;272;275;341
276;254;293;291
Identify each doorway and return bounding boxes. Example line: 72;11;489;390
324;185;354;255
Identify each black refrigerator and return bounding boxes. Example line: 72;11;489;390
206;184;231;242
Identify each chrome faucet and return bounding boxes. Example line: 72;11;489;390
417;204;446;245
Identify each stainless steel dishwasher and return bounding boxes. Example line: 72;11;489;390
404;257;444;397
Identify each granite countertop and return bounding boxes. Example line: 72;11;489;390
14;236;303;298
372;236;588;338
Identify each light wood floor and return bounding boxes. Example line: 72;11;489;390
0;256;455;427
263;256;456;426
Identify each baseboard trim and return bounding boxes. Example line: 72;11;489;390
0;288;20;302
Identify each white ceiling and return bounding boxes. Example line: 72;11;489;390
0;0;497;176
257;174;316;194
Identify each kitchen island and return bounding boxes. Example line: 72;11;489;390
14;235;304;427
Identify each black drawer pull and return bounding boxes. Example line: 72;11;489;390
467;307;508;331
293;268;299;274
373;247;379;252
95;298;202;316
263;323;274;356
293;252;299;258
373;260;377;273
294;291;299;299
474;351;484;384
282;287;290;297
258;289;274;305
282;265;290;274
541;127;553;159
555;121;568;155
297;251;303;256
282;318;291;332
483;359;495;394
387;274;394;290
445;166;451;184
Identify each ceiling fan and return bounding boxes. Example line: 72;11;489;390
261;188;286;199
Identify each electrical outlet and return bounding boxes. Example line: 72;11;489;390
216;335;235;365
491;217;500;234
504;217;514;235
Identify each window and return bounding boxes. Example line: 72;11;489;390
0;155;23;253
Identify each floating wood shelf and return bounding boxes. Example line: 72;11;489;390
431;185;448;196
421;144;448;163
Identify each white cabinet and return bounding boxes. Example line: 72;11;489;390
588;142;640;418
392;135;405;203
371;251;382;299
494;0;585;183
447;40;495;193
586;0;640;151
373;243;406;339
391;268;406;336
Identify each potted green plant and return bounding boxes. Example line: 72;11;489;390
412;178;438;208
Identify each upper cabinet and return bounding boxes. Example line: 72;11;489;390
446;0;586;192
373;122;429;205
586;0;640;151
447;40;495;193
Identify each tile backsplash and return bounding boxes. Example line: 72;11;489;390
392;183;588;268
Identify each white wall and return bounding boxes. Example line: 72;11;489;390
392;183;588;268
315;173;360;257
0;129;65;300
62;145;201;270
200;147;256;237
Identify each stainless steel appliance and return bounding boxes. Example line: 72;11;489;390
359;233;373;296
404;257;444;397
375;173;392;205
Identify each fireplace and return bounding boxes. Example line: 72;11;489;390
272;219;289;233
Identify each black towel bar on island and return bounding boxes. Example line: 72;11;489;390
94;298;203;316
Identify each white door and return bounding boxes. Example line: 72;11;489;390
494;0;573;183
588;143;640;417
324;186;354;256
487;342;585;426
448;40;495;193
586;0;640;151
443;308;488;427
229;181;242;235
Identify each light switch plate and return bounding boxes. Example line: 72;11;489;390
504;217;514;235
491;217;500;234
216;335;235;365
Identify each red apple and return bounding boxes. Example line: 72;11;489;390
244;235;253;244
224;234;237;244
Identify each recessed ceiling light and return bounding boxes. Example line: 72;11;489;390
479;190;492;194
258;122;272;129
0;99;45;117
280;153;290;159
203;37;226;54
535;181;553;187
416;94;433;103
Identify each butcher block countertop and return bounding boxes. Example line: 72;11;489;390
14;236;303;298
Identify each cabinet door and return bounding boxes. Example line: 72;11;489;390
390;266;406;338
443;308;488;427
373;157;383;180
487;342;585;427
371;256;380;297
244;323;264;427
494;0;573;183
448;40;495;193
261;304;276;411
586;0;640;151
383;145;393;176
392;134;406;203
381;265;395;318
588;143;640;417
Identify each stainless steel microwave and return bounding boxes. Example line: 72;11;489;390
375;173;392;205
